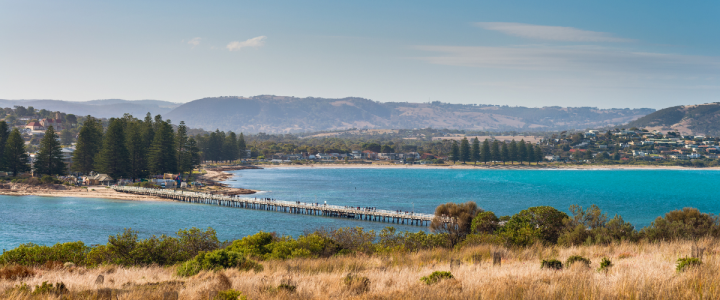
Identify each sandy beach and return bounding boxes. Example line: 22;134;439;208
258;162;720;171
0;185;170;202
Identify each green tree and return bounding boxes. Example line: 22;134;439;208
490;140;500;162
518;140;527;164
125;120;147;180
223;132;239;162
5;128;30;176
501;142;509;164
176;121;193;174
60;129;73;145
34;126;66;175
0;121;10;168
450;141;459;164
237;133;247;159
500;206;569;246
585;149;593;160
459;137;470;163
148;120;177;175
527;142;535;165
95;118;130;179
535;145;543;165
430;201;481;246
508;140;518;165
471;137;480;165
613;151;621;160
188;137;201;167
481;139;490;164
72;116;103;174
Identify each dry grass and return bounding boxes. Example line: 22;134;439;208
2;239;719;299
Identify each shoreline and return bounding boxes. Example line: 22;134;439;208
257;163;720;171
0;185;171;202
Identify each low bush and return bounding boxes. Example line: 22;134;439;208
566;255;591;267
598;257;613;272
541;259;563;270
31;282;68;296
0;242;89;266
676;257;702;272
343;273;370;293
131;181;160;188
213;289;247;300
39;175;61;185
176;249;263;277
0;265;35;280
420;271;454;285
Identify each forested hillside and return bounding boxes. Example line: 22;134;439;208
166;95;654;133
626;102;720;135
0;99;179;118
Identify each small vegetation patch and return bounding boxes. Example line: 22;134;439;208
0;265;35;280
32;281;68;295
566;255;591;267
541;259;563;270
676;257;702;272
343;273;370;294
176;249;263;277
214;289;247;300
420;271;454;285
598;257;613;272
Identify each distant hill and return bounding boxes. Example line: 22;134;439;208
0;99;180;118
626;102;720;135
165;95;654;133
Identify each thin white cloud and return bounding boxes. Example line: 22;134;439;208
226;36;267;51
475;22;632;42
188;37;201;46
415;45;720;76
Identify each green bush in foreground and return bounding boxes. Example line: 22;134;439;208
598;257;613;272
420;271;454;285
541;259;563;270
566;255;591;267
676;257;702;272
0;242;89;266
213;289;247;300
176;249;263;277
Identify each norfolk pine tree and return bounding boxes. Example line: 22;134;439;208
518;140;527;164
459;137;470;164
535;145;543;165
72;116;103;174
471;137;480;165
237;132;247;159
481;139;490;164
95;118;130;179
176;121;193;174
5;128;30;176
527;142;535;165
450;141;459;164
126;120;148;180
501;142;509;165
148;120;177;175
0;121;10;168
34;126;66;175
490;140;500;163
509;140;518;165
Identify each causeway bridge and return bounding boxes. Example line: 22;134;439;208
112;186;440;226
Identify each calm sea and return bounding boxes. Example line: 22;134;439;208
1;168;718;250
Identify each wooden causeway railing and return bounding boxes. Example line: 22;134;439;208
113;186;440;226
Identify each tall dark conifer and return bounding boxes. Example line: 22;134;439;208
0;121;10;168
34;126;66;175
5;128;30;176
471;137;480;165
527;142;535;165
459;137;470;164
148;120;177;174
491;140;500;162
450;141;460;163
481;139;490;164
501;142;509;165
224;132;239;162
509;140;518;165
518;140;527;164
72;116;103;174
126;120;147;180
176;121;193;174
95;118;130;179
237;133;246;159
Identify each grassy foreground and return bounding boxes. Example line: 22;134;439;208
1;238;718;299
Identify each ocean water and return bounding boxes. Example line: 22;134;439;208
1;168;719;250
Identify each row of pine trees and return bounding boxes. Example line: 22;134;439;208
451;137;543;164
0;121;67;177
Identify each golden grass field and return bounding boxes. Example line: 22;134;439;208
1;238;718;299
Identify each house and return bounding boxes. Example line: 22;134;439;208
544;155;561;161
61;147;74;172
378;153;397;160
40;113;63;131
361;150;378;160
85;173;113;185
25;122;44;131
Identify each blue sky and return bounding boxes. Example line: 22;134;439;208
1;0;718;108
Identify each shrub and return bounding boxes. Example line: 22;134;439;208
420;271;454;285
640;208;719;241
31;282;68;295
176;249;263;277
0;265;35;280
131;181;160;188
213;289;247;300
0;242;89;266
598;257;613;272
541;259;563;270
39;175;60;185
566;255;591;267
676;257;702;272
500;206;569;246
277;282;297;293
430;202;481;246
343;273;370;293
471;211;500;234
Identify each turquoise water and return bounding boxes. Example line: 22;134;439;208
1;168;719;250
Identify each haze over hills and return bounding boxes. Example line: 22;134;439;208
626;102;720;136
165;95;654;133
0;99;180;118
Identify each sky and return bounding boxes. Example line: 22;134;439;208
1;0;718;109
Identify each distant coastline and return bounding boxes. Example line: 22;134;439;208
257;163;720;171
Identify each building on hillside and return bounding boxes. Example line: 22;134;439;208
25;122;43;131
61;147;74;173
40;113;63;131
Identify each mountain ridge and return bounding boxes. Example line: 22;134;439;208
626;102;720;135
